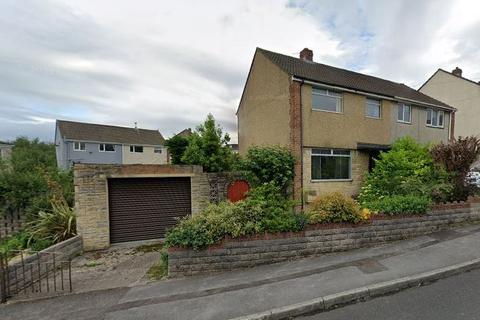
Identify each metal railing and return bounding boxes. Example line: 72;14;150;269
0;249;72;303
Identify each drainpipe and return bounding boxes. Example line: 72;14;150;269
299;79;304;209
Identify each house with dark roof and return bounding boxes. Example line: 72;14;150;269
0;141;12;160
419;67;480;139
237;47;456;204
55;120;167;169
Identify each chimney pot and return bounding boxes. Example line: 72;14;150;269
452;67;462;77
300;48;313;61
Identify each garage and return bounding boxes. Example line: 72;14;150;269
108;177;191;244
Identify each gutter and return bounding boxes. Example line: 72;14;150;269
292;76;456;112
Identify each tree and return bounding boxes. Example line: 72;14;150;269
165;135;189;164
0;137;73;219
430;136;480;200
181;114;234;172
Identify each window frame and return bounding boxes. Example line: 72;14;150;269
98;143;116;152
365;98;382;119
311;148;352;181
129;145;144;153
73;141;86;152
154;147;163;154
426;108;445;128
397;103;412;124
312;88;343;113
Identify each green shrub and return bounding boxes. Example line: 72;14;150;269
306;192;367;224
241;146;295;192
366;195;431;215
358;136;451;206
164;183;301;250
27;199;76;245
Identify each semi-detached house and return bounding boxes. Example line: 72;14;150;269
237;48;456;205
55;120;167;169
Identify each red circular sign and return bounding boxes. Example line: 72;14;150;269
227;180;250;203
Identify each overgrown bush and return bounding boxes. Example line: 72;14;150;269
164;183;303;250
0;137;74;219
366;195;431;215
359;136;451;207
241;146;295;192
305;192;369;224
431;136;480;201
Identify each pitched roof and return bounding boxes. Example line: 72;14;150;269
419;68;480;90
57;120;165;145
175;128;192;138
257;48;454;110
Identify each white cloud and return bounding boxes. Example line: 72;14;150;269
0;0;479;142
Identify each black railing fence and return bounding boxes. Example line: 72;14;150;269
0;249;72;303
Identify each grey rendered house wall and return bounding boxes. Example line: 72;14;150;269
65;141;123;167
55;127;68;169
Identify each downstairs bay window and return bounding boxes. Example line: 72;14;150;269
311;148;351;180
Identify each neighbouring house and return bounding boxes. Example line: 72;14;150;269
55;120;167;169
176;128;193;138
0;141;13;160
237;47;456;204
419;67;480;139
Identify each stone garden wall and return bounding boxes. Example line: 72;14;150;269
168;200;480;277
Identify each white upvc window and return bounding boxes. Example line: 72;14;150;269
311;148;351;180
73;142;86;151
154;147;163;154
397;103;412;123
366;98;381;118
312;88;343;113
426;109;444;128
99;143;115;152
129;145;144;153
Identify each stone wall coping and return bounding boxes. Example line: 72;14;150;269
167;199;480;253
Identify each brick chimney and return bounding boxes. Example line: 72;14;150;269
300;48;313;61
452;67;462;77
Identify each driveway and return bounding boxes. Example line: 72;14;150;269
70;243;164;293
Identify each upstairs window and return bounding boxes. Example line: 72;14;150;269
73;142;86;151
312;88;343;113
129;145;143;153
99;144;115;152
397;103;412;123
426;109;444;128
366;98;381;118
311;148;351;180
154;147;163;154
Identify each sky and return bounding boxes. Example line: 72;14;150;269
1;0;479;143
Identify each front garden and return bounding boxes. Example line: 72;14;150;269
164;133;480;251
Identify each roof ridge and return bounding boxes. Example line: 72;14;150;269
257;47;406;87
56;119;159;132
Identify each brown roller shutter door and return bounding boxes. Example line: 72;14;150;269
108;177;191;243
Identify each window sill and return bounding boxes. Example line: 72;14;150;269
312;109;343;114
310;179;353;183
73;150;86;152
365;116;381;120
397;120;412;125
426;125;444;129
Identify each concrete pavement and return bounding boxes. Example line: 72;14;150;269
2;224;480;320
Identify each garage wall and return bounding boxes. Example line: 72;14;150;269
74;164;209;251
74;164;244;251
